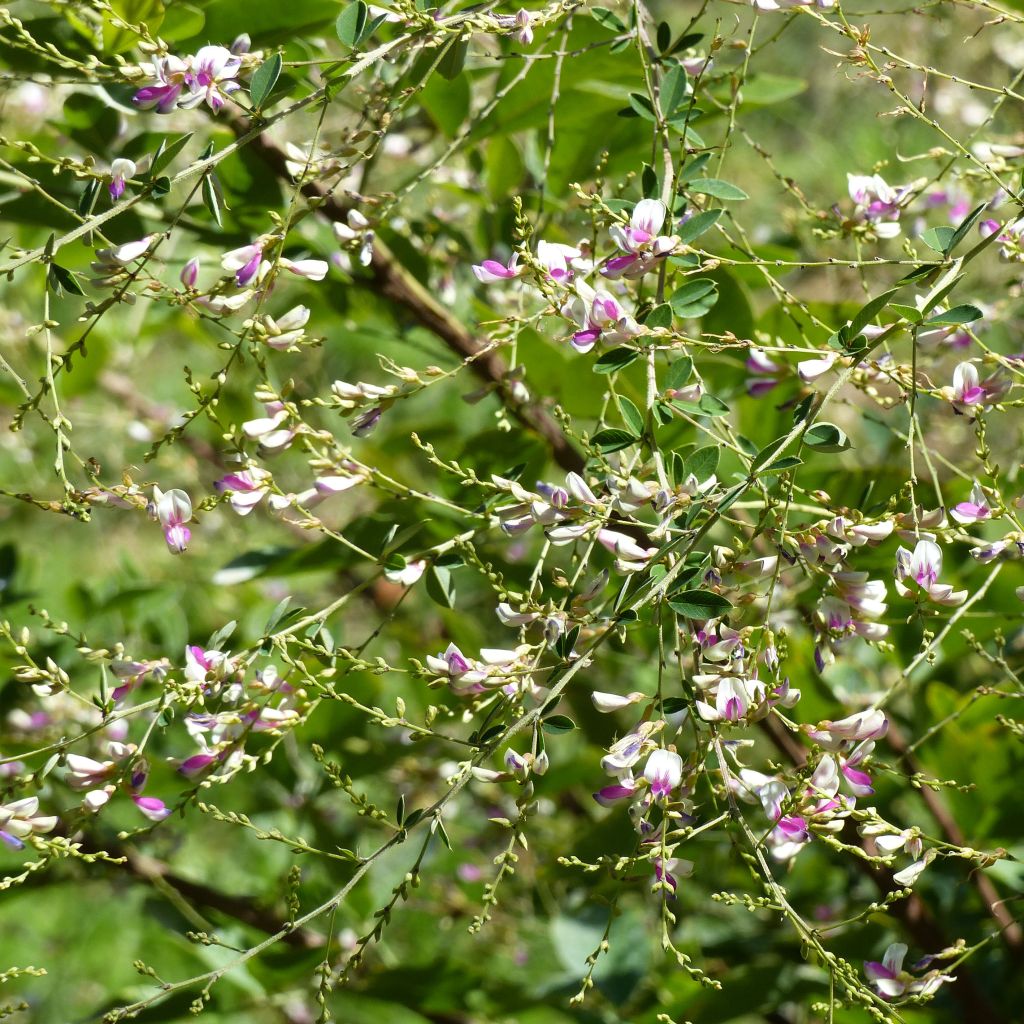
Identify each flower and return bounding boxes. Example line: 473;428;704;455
222;241;265;287
180;257;200;288
133;54;194;113
215;468;272;515
133;795;171;821
950;481;992;524
643;748;683;800
108;158;136;201
895;539;966;606
185;45;242;112
152;486;192;554
603;199;680;278
473;253;521;283
0;797;58;848
563;284;639;353
847;173;909;237
864;943;954;1001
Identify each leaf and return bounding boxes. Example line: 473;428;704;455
670;277;718;318
591;428;638;453
750;435;790;473
803;422;852;453
762;455;802;473
850;287;901;336
688;179;749;201
593;347;638;374
677;208;722;245
920;226;956;254
150;132;193;178
426;565;457;608
665;356;693;391
618;396;645;436
924;304;983;326
438;34;469;80
249;53;282;109
660;65;688;114
201;173;223;226
646;302;673;328
944;203;988;255
591;6;627;31
542;714;576;734
263;595;293;633
47;263;86;297
698;393;730;417
740;73;807;106
682;445;719;481
668;589;733;619
627;92;657;122
336;0;368;46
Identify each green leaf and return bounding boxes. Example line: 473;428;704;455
249;53;282;109
681;445;719;481
618;396;645;436
592;428;638;453
740;73;807;106
677;208;722;245
849;286;901;336
426;565;457;608
924;304;983;326
688;179;748;201
944;203;987;255
542;714;576;734
591;6;627;31
593;347;638;374
920;226;956;254
665;356;693;391
668;589;733;619
201;173;223;226
438;34;469;80
890;303;923;323
646;303;673;328
627;92;657;122
661;65;688;114
150;132;193;178
762;455;802;473
750;436;790;473
47;263;86;297
698;393;730;417
670;278;718;318
803;422;852;453
336;0;368;46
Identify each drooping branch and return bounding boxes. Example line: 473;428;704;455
235;121;586;475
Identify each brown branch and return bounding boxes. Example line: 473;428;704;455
760;715;1008;1024
235;121;586;475
885;719;1023;957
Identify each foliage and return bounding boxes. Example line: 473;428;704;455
1;1;1023;1023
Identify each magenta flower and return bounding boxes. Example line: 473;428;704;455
152;486;192;554
0;797;58;849
108;158;136;201
864;943;954;1001
215;467;272;515
133;795;171;822
222;241;265;287
895;539;966;606
951;482;992;524
643;748;683;800
183;45;242;113
180;257;200;288
603;199;679;278
473;253;521;284
133;54;193;113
